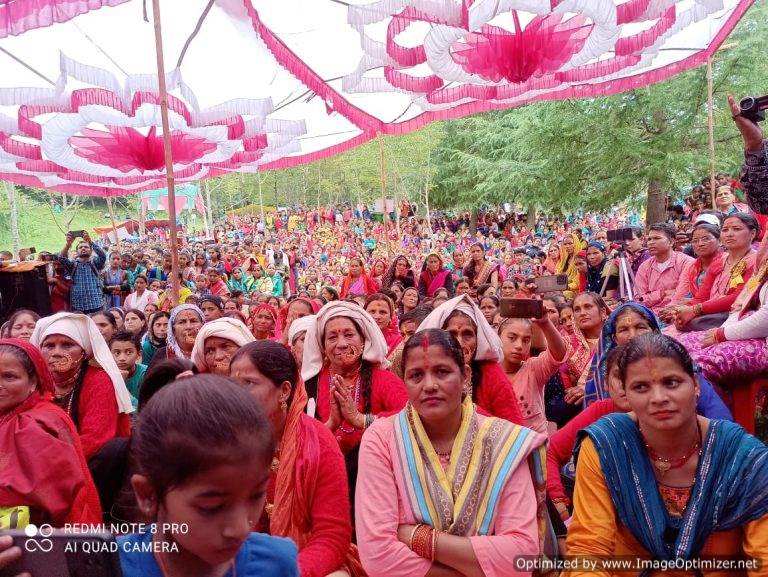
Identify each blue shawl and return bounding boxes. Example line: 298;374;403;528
575;414;768;564
583;302;658;406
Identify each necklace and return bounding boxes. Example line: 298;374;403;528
155;545;236;577
640;422;702;476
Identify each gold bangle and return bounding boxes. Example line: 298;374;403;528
408;525;420;551
431;528;439;562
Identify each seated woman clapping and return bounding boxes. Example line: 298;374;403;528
356;329;546;577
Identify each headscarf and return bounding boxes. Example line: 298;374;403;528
0;338;53;397
0;338;102;525
249;303;281;339
301;301;389;383
542;244;560;274
339;261;379;298
585;241;608;294
166;304;205;359
190;317;256;372
287;314;315;344
582;302;658;406
226;266;249;293
418;294;503;362
418;252;451;297
278;297;321;341
30;312;133;414
143;311;169;349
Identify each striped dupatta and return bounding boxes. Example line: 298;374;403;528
393;397;548;540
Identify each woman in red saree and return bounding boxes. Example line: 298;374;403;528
230;341;365;577
417;252;454;298
249;303;281;341
0;338;101;527
339;258;379;298
30;313;133;460
463;243;500;289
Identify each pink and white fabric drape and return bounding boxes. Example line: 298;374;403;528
0;0;755;197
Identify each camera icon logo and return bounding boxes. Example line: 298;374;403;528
23;524;54;553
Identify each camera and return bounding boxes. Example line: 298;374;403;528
739;95;768;124
606;227;635;243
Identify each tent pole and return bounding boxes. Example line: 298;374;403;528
138;194;146;239
258;171;265;226
378;137;391;259
201;181;211;239
152;0;180;306
106;197;119;247
707;57;717;208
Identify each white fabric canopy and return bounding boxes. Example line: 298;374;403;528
0;0;754;196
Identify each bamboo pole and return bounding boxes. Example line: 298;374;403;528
378;137;391;259
707;57;717;208
5;183;20;261
424;162;432;233
258;171;265;226
106;197;119;248
204;179;214;238
201;182;211;239
138;194;146;239
151;0;180;306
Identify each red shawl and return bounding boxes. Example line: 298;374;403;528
339;270;379;298
0;339;101;527
419;268;451;297
249;303;281;340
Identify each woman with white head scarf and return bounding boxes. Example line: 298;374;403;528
302;301;407;456
31;312;133;460
419;295;524;425
191;317;255;375
147;304;205;370
287;314;314;373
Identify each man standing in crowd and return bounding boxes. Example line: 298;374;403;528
58;231;107;314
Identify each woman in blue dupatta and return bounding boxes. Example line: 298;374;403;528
582;303;731;420
356;329;550;577
567;333;768;577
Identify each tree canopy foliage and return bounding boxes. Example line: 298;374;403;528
429;1;768;220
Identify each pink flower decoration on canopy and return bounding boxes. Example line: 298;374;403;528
0;55;305;197
70;125;217;173
452;13;592;84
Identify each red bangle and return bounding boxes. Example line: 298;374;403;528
714;328;727;343
411;525;435;560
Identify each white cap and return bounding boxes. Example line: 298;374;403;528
695;213;721;228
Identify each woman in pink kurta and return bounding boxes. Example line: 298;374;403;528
356;328;545;577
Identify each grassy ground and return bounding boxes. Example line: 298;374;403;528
0;195;113;253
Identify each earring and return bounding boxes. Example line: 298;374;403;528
280;399;288;411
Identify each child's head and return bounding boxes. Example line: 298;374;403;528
131;375;274;568
110;330;141;373
195;274;209;290
497;317;533;368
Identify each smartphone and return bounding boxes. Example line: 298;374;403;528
534;275;568;294
69;230;86;239
0;530;122;577
500;298;544;319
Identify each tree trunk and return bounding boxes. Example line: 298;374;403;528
527;205;536;228
5;183;20;260
645;179;666;225
469;209;478;234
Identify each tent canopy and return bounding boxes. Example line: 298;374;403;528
0;0;754;197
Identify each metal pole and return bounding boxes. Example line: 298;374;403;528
707;57;717;208
138;194;146;239
201;182;211;239
152;0;180;305
378;138;391;259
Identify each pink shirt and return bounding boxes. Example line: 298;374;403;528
510;347;568;434
634;251;694;313
356;414;540;577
